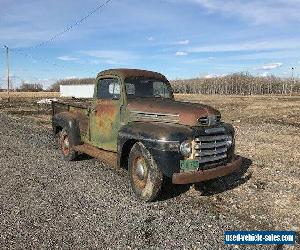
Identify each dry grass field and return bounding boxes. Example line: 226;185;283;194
0;92;299;247
176;94;300;126
0;91;59;99
176;94;300;231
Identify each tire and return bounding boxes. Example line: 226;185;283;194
59;128;78;161
54;129;62;149
128;142;163;202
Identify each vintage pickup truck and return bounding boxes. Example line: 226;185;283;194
52;68;242;201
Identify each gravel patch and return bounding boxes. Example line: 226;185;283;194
0;112;297;249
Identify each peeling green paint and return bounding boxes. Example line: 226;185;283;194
89;99;121;151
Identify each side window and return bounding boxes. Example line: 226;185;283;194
97;78;120;100
153;81;171;98
125;83;136;95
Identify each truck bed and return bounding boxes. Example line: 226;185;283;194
51;98;93;116
52;98;93;142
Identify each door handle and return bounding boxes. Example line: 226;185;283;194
120;105;126;125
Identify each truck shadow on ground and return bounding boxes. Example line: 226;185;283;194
158;156;252;201
76;153;94;161
194;156;252;196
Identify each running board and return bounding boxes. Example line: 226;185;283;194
73;144;118;168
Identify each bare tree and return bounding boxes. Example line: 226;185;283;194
18;81;44;92
171;73;300;95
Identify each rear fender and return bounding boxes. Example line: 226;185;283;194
52;112;82;146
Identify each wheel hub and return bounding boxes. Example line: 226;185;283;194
132;157;148;189
61;134;70;156
63;138;69;149
136;160;146;180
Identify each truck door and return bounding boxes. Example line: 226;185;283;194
89;77;122;151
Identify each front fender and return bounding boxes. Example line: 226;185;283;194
52;112;82;146
118;122;193;177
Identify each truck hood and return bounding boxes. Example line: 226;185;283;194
127;98;220;126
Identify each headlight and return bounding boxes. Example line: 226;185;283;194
226;135;233;147
180;140;192;157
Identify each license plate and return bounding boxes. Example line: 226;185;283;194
180;159;199;172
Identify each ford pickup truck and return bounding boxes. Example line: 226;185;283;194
52;68;242;201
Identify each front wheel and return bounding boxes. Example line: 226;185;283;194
128;142;163;202
59;128;78;161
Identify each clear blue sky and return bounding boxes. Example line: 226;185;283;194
1;0;300;88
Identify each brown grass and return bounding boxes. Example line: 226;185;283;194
0;92;59;98
175;94;300;127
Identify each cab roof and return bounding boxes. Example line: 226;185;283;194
97;68;167;81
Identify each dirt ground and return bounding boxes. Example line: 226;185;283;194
0;92;59;98
176;94;300;230
0;93;299;249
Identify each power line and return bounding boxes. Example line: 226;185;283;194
12;49;67;69
3;0;113;89
13;0;112;51
11;48;99;76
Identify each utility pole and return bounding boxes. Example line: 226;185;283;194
291;67;296;96
4;45;10;102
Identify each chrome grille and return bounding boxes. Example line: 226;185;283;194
193;134;230;165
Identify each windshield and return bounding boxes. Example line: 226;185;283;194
125;77;173;99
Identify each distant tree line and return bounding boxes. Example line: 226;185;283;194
46;73;300;95
171;73;300;95
16;82;44;92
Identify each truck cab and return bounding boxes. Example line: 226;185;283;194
52;68;242;202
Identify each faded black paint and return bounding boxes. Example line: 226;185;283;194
52;112;82;146
117;121;236;177
117;121;193;176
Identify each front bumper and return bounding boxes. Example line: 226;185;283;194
172;156;242;184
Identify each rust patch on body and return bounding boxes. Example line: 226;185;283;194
97;68;167;81
89;99;121;151
172;156;242;184
127;98;220;126
94;100;119;138
69;107;89;134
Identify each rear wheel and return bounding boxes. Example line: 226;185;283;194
59;128;78;161
128;142;163;202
